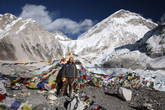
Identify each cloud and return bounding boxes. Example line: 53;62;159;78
20;4;94;36
46;18;94;34
20;4;52;26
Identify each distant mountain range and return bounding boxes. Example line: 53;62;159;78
0;10;165;70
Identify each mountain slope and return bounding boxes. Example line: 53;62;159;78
103;24;165;70
60;9;157;66
0;13;65;61
78;9;155;40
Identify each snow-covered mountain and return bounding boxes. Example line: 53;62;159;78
0;13;66;61
60;9;157;66
102;22;165;70
1;10;163;70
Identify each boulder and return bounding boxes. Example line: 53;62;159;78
118;87;132;101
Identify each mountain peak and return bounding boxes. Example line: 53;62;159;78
78;10;156;40
111;9;143;19
52;31;71;41
113;9;130;15
0;13;18;31
1;13;17;21
0;13;36;25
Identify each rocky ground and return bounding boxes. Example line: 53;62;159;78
80;86;165;110
81;86;133;110
0;63;165;110
1;85;165;110
5;88;67;110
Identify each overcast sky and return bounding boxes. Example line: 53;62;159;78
0;0;164;39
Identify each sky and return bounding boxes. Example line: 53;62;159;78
0;0;164;39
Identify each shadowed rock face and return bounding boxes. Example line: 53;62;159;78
0;39;17;60
145;25;165;58
125;24;165;58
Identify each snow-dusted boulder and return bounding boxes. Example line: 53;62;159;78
119;87;132;101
